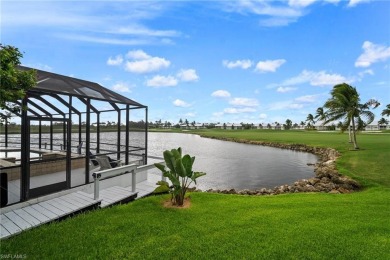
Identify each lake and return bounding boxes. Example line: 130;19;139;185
2;132;318;191
145;132;318;190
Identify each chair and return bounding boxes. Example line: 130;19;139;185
95;155;122;171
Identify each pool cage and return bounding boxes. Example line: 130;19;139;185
0;66;148;207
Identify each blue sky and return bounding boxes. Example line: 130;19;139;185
2;0;390;125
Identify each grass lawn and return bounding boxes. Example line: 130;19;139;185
2;130;390;259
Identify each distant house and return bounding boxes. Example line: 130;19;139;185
270;123;281;130
92;122;107;127
365;121;388;131
256;123;264;129
215;123;224;129
190;123;205;129
179;124;189;129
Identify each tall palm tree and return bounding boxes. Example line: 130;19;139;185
314;107;327;122
306;114;315;128
323;83;379;149
382;104;390;117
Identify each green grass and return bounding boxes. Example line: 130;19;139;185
2;130;390;259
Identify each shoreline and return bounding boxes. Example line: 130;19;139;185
196;135;361;195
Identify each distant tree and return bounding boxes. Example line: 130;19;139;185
306;114;315;128
382;104;390;117
285;119;292;130
191;121;196;126
184;119;189;126
0;44;37;119
179;118;183;124
323;83;380;149
378;117;389;125
315;107;327;122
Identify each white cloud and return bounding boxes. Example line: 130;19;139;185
107;55;123;66
268;101;304;110
177;69;199;82
255;59;286;73
348;0;370;7
229;98;259;107
259;113;267;119
110;25;180;37
222;59;253;69
224;107;257;114
282;70;350;86
277;86;297;93
112;82;131;93
295;94;318;103
125;50;170;73
126;50;151;60
173;99;191;107
146;75;178;87
288;0;317;8
184;112;196;117
211;90;231;98
355;41;390;68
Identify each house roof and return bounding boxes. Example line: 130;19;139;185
19;66;144;107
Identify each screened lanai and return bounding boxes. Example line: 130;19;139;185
0;66;148;207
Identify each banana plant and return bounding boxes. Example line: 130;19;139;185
154;147;206;206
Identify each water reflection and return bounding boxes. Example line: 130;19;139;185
146;133;318;190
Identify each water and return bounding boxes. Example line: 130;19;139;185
145;132;318;190
1;132;318;190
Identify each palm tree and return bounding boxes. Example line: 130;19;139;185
306;114;315;128
378;117;389;125
323;83;379;149
285;119;292;130
315;107;327;122
382;104;390;117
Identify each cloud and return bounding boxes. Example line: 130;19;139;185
259;113;267;119
176;69;199;82
277;86;297;93
255;59;286;73
146;75;178;87
229;97;259;107
112;82;131;93
125;50;170;73
109;24;180;37
223;107;257;114
280;70;351;87
222;59;253;69
295;94;318;103
211;90;231;98
173;99;191;107
288;0;317;8
347;0;370;7
355;41;390;68
268;101;304;110
107;55;123;66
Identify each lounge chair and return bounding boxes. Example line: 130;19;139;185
95;155;122;171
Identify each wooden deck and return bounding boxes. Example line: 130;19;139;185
0;178;158;239
0;191;101;239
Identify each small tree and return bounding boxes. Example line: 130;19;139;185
382;104;390;117
154;147;206;206
0;44;36;117
285;119;292;130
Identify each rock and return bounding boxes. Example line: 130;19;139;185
329;189;340;194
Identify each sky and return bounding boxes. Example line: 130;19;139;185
2;0;390;125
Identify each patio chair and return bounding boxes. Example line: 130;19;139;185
95;155;122;171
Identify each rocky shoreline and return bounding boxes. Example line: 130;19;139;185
197;136;361;196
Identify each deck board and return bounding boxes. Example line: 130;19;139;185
1;192;101;239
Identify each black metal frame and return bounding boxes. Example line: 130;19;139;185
1;66;148;204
